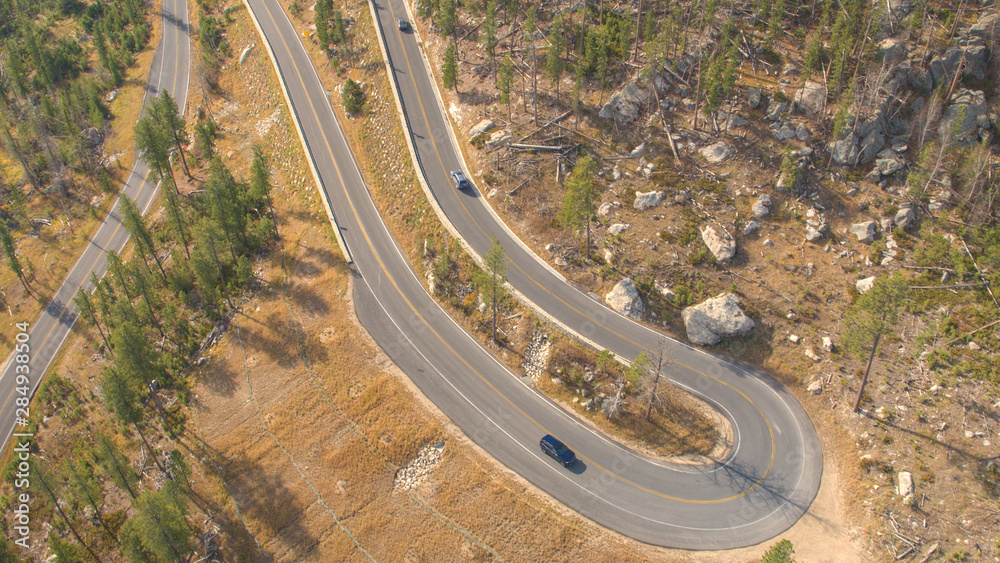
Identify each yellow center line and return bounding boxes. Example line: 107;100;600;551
381;1;776;496
258;0;770;503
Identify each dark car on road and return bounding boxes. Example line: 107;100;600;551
540;434;576;467
397;18;409;31
450;170;471;190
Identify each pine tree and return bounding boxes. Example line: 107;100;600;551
442;42;459;92
67;456;118;543
162;177;191;258
119;481;195;562
153;90;191;179
135;113;176;190
74;289;113;355
476;237;507;343
844;276;908;412
315;0;332;49
481;3;498;79
96;433;139;500
439;0;457;39
205;158;248;261
497;55;514;121
342;78;365;114
120;195;167;280
558;156;599;259
1;224;29;291
194;117;218;160
35;465;103;562
250;145;278;238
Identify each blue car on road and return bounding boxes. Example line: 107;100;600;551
540;434;576;467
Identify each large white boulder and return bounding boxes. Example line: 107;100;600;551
682;293;755;346
700;225;737;263
607;223;630;236
633;190;664;210
856;276;877;294
605;279;645;319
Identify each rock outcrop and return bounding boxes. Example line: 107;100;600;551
605;279;645;319
682;293;755;346
939;89;992;146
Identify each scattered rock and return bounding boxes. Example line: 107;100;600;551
522;333;551;381
807;380;823;395
82;127;102;147
805;346;822;362
894;206;917;231
805;224;826;242
700;225;737;262
655;281;675;301
970;12;1000;39
682;293;755;346
607;223;630;236
633;190;664;210
743;220;761;235
850;221;878;243
878;37;906;66
775;124;796;140
393;442;446;491
858;129;885;164
630;143;646;158
605;279;645;319
875;157;904;176
828;134;860;165
701;142;733;163
597;201;618;216
766;100;788;121
795;123;811;141
856;276;877;294
748;88;764;109
789;334;801;344
763;239;774;247
822;336;834;352
239;44;255;65
469;119;494;138
794;81;826;116
896;471;914;499
752;194;773;218
487;129;512;147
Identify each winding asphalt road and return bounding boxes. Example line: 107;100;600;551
0;0;191;452
247;0;823;551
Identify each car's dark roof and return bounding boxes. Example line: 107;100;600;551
540;434;562;447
